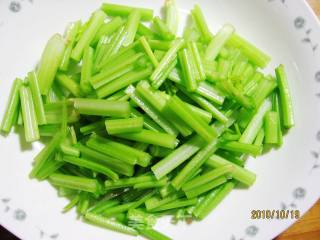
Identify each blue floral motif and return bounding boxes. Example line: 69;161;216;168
293;187;306;199
9;1;21;13
245;225;258;237
13;209;26;221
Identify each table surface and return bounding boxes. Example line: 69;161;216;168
0;1;320;240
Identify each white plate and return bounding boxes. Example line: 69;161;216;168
0;0;320;239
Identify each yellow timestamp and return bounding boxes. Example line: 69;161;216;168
251;210;300;220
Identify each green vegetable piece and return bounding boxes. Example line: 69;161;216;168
182;165;234;192
205;24;235;61
71;10;106;61
96;67;153;98
56;74;82;97
150;38;184;85
179;48;198;91
85;212;138;236
206;154;256;186
239;99;272;144
153;16;175;41
37;34;65;95
19;85;40;142
80;46;94;95
61;155;119;180
166;95;217;142
101;3;154;21
60;21;81;71
28;72;47;125
115;129;177;149
73;98;131;118
1;78;23;133
49;173;102;194
123;10;141;46
193;181;234;220
139;228;172;240
184;176;227;198
275;64;294;128
191;5;212;42
30;132;63;178
105;117;143;134
264;111;279;144
92;17;124;45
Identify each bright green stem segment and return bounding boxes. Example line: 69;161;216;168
105;117;143;134
219;141;262;155
123;10;141;47
96;68;153;98
182;165;234;192
191;5;212;42
252;77;277;107
37;34;65;95
75;143;134;176
152;112;237;179
166;95;217;142
30;132;63;178
85;212;138;236
205;24;235;61
56;74;82;97
140;36;159;67
71;10;106;61
92;17;124;45
1;78;23;133
179;87;228;123
206;154;256;186
86;134;138;165
239;99;272;144
275;64;294;128
134;177;168;189
73;98;131;117
62;155;119;180
91;52;142;89
60;21;81;71
80;47;94;95
101;3;154;21
49;173;102;194
150;39;184;84
193;181;234;220
188;41;206;81
196;82;225;105
171;138;219;190
89;199;120;214
125;85;178;136
264;111;279;144
179;49;197;91
19;85;40;142
165;0;178;36
115;129;177;149
28;72;47;125
105;175;155;190
227;33;271;68
153;16;175;41
184;176;227;199
152;198;197;212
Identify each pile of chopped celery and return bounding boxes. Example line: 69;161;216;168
0;1;294;239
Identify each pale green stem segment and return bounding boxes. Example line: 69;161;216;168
28;71;47;125
105;117;143;135
37;34;65;95
204;24;235;61
275;64;294;128
71;10;106;61
19;85;40;142
101;3;153;21
1;78;23;133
